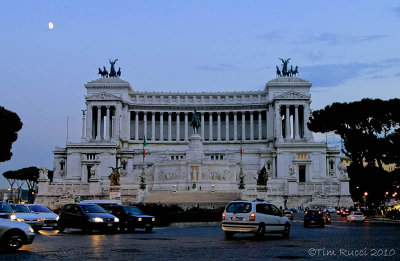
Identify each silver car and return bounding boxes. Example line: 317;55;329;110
0;219;35;251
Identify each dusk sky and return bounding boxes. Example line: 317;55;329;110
1;1;400;188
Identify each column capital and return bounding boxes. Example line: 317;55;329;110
295;104;299;108
217;112;221;115
250;111;253;115
184;111;188;115
152;111;155;115
106;105;110;109
234;111;237;115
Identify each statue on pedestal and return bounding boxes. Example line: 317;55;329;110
108;167;121;186
191;110;201;134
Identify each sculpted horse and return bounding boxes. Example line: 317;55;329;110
276;66;281;77
109;59;118;77
292;66;299;77
117;67;121;77
102;66;109;77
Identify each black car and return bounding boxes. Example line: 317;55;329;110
0;201;14;220
58;203;119;233
101;205;155;232
304;210;324;227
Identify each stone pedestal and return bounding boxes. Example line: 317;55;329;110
186;134;204;161
287;178;298;195
109;185;121;200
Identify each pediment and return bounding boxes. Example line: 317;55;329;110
274;91;310;100
86;92;122;101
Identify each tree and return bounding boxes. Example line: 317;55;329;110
308;98;400;204
2;166;40;203
0;106;23;162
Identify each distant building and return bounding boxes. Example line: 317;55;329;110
36;65;353;209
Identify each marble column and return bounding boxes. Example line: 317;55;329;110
285;105;290;139
160;112;164;141
143;112;147;139
96;106;101;140
258;111;262;140
250;111;254;140
233;112;237;141
304;103;311;139
266;107;269;139
168;112;172;141
151;112;156;141
115;105;121;140
209;113;213;141
86;105;93;139
294;105;300;139
81;110;86;141
274;103;282;140
241;112;246;142
176;112;180;141
272;154;277;178
106;106;110;140
201;112;205;140
184;112;188;141
217;112;221;141
81;164;87;183
135;112;139;141
225;112;229;141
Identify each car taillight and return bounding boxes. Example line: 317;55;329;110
291;211;293;214
363;216;366;219
305;211;308;214
249;212;256;221
318;211;322;214
222;212;226;220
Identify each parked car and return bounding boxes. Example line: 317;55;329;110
323;212;332;224
101;204;155;232
347;211;365;223
283;210;294;220
326;207;336;213
25;204;59;229
58;203;119;233
287;208;299;213
9;204;44;233
304;210;325;227
0;218;35;251
222;200;291;239
0;201;16;220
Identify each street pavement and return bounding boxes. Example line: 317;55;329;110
1;212;400;261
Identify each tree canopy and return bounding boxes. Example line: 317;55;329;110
0;106;23;162
2;166;39;203
308;98;400;204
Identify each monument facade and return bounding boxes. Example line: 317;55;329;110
36;60;353;209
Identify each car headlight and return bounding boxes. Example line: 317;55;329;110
138;218;143;222
152;217;156;222
114;217;119;222
92;217;103;223
17;218;25;222
56;216;60;221
29;227;35;233
10;214;17;221
38;218;45;222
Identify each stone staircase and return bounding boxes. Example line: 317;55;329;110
142;191;240;208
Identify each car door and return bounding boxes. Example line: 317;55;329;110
256;204;276;232
265;204;283;232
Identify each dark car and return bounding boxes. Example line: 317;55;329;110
340;208;350;217
58;203;119;233
0;201;15;220
304;210;325;227
101;205;155;232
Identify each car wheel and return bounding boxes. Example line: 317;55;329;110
225;231;234;239
57;225;65;233
33;228;40;234
145;226;153;233
82;226;92;234
282;223;290;238
128;227;136;233
2;230;25;251
255;223;266;237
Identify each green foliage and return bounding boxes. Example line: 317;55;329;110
308;98;400;204
0;106;23;162
2;166;39;181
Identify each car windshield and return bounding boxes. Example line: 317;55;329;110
226;203;252;213
81;204;106;213
10;205;30;213
123;206;144;215
28;205;52;213
353;212;363;215
0;202;12;213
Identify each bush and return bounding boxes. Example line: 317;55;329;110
137;204;224;226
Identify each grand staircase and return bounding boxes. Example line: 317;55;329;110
142;191;240;208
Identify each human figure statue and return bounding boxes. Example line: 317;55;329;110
108;167;121;186
109;59;118;77
279;58;291;77
191;110;201;134
117;67;121;77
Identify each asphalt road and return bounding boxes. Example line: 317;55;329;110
2;213;400;261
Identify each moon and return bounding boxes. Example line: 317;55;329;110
48;22;54;30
